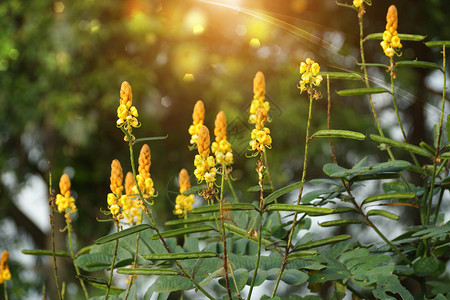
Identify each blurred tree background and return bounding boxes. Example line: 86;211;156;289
0;0;449;298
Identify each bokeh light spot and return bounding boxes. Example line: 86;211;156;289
183;73;195;82
249;38;261;48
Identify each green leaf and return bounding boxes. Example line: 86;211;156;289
337;87;389;96
367;209;400;220
356;62;389;68
301;189;331;204
295;235;351;251
74;253;113;272
413;256;439;277
372;274;414;300
117;268;179;276
151;225;213;239
425;40;450;48
318;219;363;227
151;275;193;293
219;269;248;292
287;251;318;260
323;160;411;179
134;135;168;143
247;269;268;286
318;71;362;80
190;203;255;214
143;252;217;260
266;204;334;215
370;134;431;157
310;130;365;141
446;115;450;142
164;216;216;226
281;269;309;285
264;181;303;205
395;60;441;70
95;224;152;244
362;192;415;205
22;249;70;257
365;32;426;41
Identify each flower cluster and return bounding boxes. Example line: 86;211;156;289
211;111;233;166
131;144;155;202
188;100;205;146
55;174;77;219
174;168;195;216
194;126;217;187
249;72;272;153
299;58;323;99
353;0;363;8
106;159;144;225
380;5;402;58
107;159;124;220
249;71;270;124
0;250;11;284
116;81;139;141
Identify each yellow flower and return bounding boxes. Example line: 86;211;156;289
381;5;401;58
0;250;11;284
194;126;216;186
212;111;233;166
189;100;205;145
299;58;322;97
132;144;155;200
117;81;139;140
55;174;77;217
174;169;195;216
249;71;270;124
353;0;363;8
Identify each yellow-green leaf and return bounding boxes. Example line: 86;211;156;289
311;130;365;141
318;219;364;227
143;252;217;260
337;88;390;96
151;225;213;240
425;41;450;48
117;268;178;276
266;204;334;215
95;224;152;244
367;209;400;220
362;192;415;205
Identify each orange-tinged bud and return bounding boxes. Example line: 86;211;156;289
214;111;227;143
59;174;71;198
178;168;191;193
138;144;151;177
198;126;211;157
386;5;398;31
125;172;134;195
253;71;266;100
192;100;205;125
110;159;124;195
120;81;132;107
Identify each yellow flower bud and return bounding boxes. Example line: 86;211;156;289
253;71;266;101
197;126;211;158
311;63;320;75
110;159;124;196
138;144;151;177
391;35;401;48
120;81;132;107
125;172;134;195
214;111;227;143
192;100;205;126
178;168;191;193
353;0;363;8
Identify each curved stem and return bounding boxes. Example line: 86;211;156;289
105;224;120;300
219;164;232;299
326;75;337;164
247;220;262;300
123;231;140;300
389;66;408;141
272;91;314;297
226;172;240;203
67;220;89;299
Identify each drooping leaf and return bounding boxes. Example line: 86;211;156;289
370;134;431;157
294;235;352;251
151;275;193;293
323;160;411;179
318;219;363;227
74;253;113;272
151;225;213;239
264;181;303;205
311;130;365;140
143;252;217;260
362;192;415;205
318;71;362;80
22;249;70;257
190;203;255;214
95;224;152;244
280;269;309;285
218;268;249;292
223;223;272;246
266;204;334;215
337;87;389;96
372;274;413;300
117;268;179;276
164;216;216;226
425;40;450;48
367;209;400;220
395;60;441;70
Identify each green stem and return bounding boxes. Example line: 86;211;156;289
272;90;314;297
219;164;232;299
126;137;214;300
123;232;140;300
389;66;408;141
247;219;262;300
326;75;337;164
67;220;89;299
226;172;240;203
3;281;8;300
264;148;281;224
48;166;63;300
105;224;120;300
